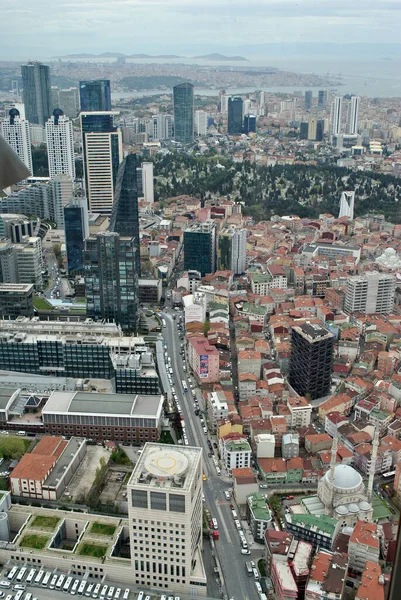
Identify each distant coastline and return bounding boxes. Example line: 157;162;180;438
53;52;248;61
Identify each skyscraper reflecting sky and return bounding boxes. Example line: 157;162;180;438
21;61;51;126
173;82;194;143
79;80;111;112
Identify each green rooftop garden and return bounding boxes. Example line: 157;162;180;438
20;534;49;549
33;297;54;311
90;522;116;536
78;543;108;558
31;515;60;530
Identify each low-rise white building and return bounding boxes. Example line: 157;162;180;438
183;291;207;324
287;396;312;428
255;433;275;458
207;391;228;433
220;434;251;474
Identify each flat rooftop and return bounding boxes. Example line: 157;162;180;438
295;322;333;341
0;389;19;410
43;391;163;417
0;284;34;292
129;443;202;492
44;437;84;488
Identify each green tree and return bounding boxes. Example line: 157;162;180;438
0;436;26;460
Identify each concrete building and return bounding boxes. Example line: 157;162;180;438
138;162;154;205
0;236;43;289
138;278;162;304
80;112;123;214
344;272;396;315
271;555;298;600
187;336;220;383
330;96;343;140
287;396;312;428
207;391;228;433
152;114;173;141
58;87;80;118
184;220;216;277
220;434;251;473
254;433;275;458
195;110;208;136
0;108;33;176
346;96;360;135
282;433;300;459
21;61;51;126
127;443;206;596
45;109;76;179
183;292;207;324
0;283;34;319
0;174;73;229
238;350;262;378
42;391;163;443
348;521;380;573
10;435;86;500
305;551;349;600
285;513;339;551
246;492;271;542
302;243;361;264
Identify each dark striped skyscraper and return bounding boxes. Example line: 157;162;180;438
173;82;194;143
21;62;51;126
79;80;111;112
228;97;243;134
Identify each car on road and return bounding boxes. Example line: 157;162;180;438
241;548;251;555
259;483;268;489
202;474;207;481
286;495;295;500
224;491;231;500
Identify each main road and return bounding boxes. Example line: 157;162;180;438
162;311;259;600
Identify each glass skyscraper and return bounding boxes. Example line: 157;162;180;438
227;97;243;134
21;61;51;126
243;115;256;134
79;80;111;112
64;197;89;275
173;82;194;143
184;221;216;277
109;154;141;275
84;231;139;333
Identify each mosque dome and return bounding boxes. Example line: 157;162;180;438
348;503;359;513
336;505;349;515
325;464;362;491
359;501;371;511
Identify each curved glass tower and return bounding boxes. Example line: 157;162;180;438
173;82;194;143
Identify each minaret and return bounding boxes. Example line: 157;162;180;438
326;434;338;516
367;425;379;502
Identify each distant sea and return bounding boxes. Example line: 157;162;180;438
50;54;401;98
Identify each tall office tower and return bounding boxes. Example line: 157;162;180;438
64;197;89;275
127;443;206;596
242;98;252;118
45;109;75;180
300;122;309;140
305;90;313;110
58;87;80;118
11;80;20;97
228;97;243;134
79;80;111;112
307;119;318;141
80;112;122;214
50;86;60;111
0;109;33;176
141;162;154;205
339;191;355;220
289;323;334;401
219;227;247;274
330;96;343;138
218;88;226;112
21;61;51;126
109;154;140;275
316;119;325;141
243;115;256;134
220;93;230;113
259;90;265;107
184;220;216;277
173;82;194;143
51;174;74;229
195;110;208;136
346;96;360;135
84;231;139;332
152;114;173;141
344;272;396;315
318;90;327;108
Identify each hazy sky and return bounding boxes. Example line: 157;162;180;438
3;0;401;58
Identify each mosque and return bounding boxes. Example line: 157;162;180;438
303;435;375;527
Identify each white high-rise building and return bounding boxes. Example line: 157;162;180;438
152;114;173;141
339;191;355;220
346;96;359;135
195;110;208;136
231;228;248;274
344;272;396;315
45;109;75;180
330;96;343;138
220;94;230;113
127;443;207;596
141;162;154;204
51;174;74;229
0;108;33;176
243;99;252;118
